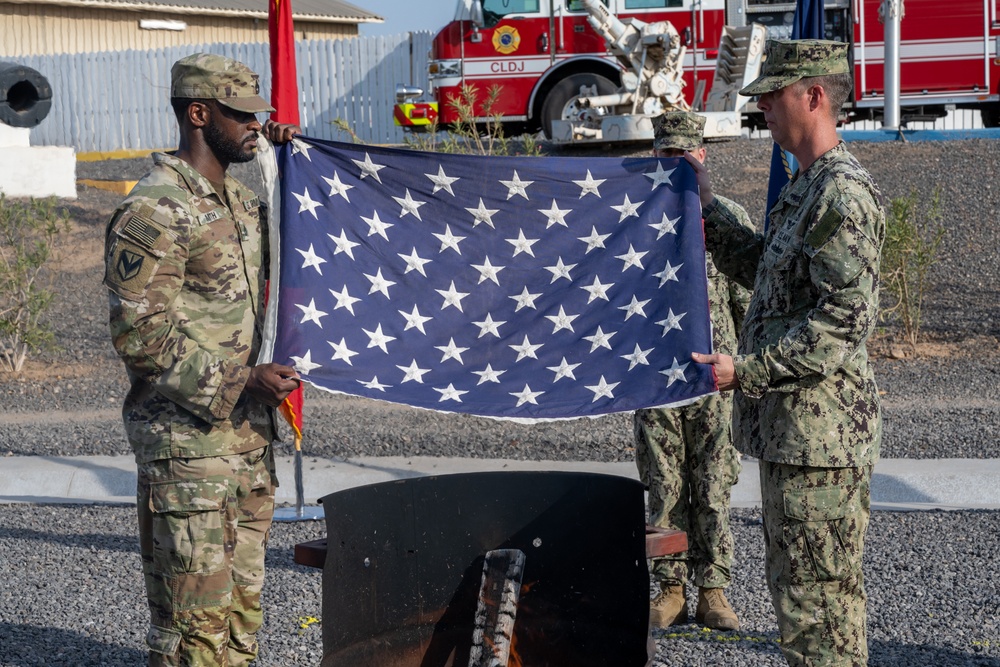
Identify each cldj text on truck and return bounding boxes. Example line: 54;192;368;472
395;0;1000;136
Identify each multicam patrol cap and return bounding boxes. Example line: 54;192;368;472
652;111;706;151
739;39;849;96
170;53;275;113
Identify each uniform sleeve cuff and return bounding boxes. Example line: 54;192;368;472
209;362;251;421
734;353;769;398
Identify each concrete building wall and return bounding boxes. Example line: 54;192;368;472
1;2;358;58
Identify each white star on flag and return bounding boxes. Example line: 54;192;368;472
645;162;676;189
621;344;653;370
296;298;328;327
435;338;470;364
364;268;396;298
297;244;326;275
330;285;361;314
323;171;353;201
466;198;499;228
293;188;323;219
656;309;686;335
544;305;578;333
500;171;533;200
507;230;539;257
358;376;391;391
538;200;571;228
547;357;581;382
615;244;648;271
510;335;543;361
329;230;360;259
473;363;506;385
472;313;506;338
578;227;611;253
361;210;393;240
650;213;680;239
509;287;541;311
573;170;605;198
472;256;505;285
433;225;465;254
618;295;651;320
426;165;460;195
611;194;642;222
655;260;683;286
291;138;313;161
660;357;690;387
398;247;431;276
363;324;396;353
290;350;322;374
585;376;619;401
544;257;576;283
397;359;431;383
393;189;426;220
437;281;470;312
399;305;433;333
583;326;615;352
581;275;614;303
435;383;468;402
510;384;544;406
353;153;386;183
329;337;359;365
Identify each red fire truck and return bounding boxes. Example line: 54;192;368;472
394;0;1000;136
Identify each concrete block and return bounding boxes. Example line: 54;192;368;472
0;145;76;198
0;124;30;148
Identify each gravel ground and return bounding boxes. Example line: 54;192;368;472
2;138;999;665
1;504;998;667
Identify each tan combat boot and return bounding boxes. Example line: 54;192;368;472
649;583;687;628
695;587;740;631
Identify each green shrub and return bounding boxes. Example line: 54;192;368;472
404;84;542;157
0;194;71;373
879;189;946;349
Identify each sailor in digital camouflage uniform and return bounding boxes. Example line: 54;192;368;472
634;111;751;632
686;40;885;666
103;53;302;666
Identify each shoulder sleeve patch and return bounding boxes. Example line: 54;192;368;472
103;207;177;301
805;201;849;251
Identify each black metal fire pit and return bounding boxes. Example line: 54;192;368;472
310;471;651;667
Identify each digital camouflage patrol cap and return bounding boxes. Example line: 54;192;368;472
170;53;275;113
652;111;705;151
739;39;849;96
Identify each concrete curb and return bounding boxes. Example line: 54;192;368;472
1;455;998;511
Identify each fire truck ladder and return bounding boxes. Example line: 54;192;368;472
704;24;767;114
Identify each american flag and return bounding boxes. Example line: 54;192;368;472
260;138;717;421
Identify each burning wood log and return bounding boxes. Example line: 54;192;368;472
468;548;526;667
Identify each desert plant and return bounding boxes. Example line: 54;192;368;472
404;83;542;157
0;194;71;373
879;189;947;348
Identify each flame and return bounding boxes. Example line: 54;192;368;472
507;632;523;667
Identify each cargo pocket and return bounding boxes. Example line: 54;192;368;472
782;487;858;584
146;625;181;657
759;236;801;316
148;479;229;574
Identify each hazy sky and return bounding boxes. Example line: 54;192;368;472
357;0;456;37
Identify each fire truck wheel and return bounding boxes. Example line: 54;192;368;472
541;72;617;140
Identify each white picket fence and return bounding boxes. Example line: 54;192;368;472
21;33;433;153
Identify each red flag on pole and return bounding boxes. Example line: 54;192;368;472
268;0;300;125
268;0;304;451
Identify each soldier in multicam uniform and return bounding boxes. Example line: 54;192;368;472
103;53;302;666
635;111;751;632
686;40;885;666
